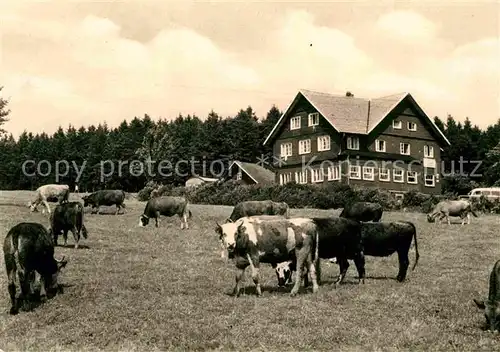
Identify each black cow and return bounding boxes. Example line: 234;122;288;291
49;201;88;249
281;220;420;285
474;259;500;332
139;196;192;229
358;221;419;281
3;222;68;315
340;201;383;222
82;190;126;215
275;217;366;288
227;200;289;223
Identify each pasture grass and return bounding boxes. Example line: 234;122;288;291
0;190;499;351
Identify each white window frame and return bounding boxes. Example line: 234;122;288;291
327;165;340;181
362;166;375;181
408;122;417;131
375;139;386;152
400;143;410;155
379;168;390;182
279;173;292;185
290;116;301;130
236;170;242;181
393;120;402;129
349;165;361;179
424;145;434;158
308;113;319;127
347;136;359;150
280;142;292;158
407;171;418;184
295;170;308;184
425;174;435;187
317;135;331;152
311;168;324;183
393;169;404;183
298;139;311;155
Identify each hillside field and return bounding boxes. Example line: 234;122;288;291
0;190;498;351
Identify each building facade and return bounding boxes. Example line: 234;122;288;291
263;90;451;195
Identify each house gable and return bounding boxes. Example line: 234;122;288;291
263;91;347;146
367;94;450;148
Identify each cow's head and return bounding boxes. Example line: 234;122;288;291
46;256;68;297
275;261;293;287
215;220;241;258
474;299;500;332
139;214;149;227
27;201;37;212
81;195;93;207
426;214;435;223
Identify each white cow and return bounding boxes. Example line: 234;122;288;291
27;184;70;215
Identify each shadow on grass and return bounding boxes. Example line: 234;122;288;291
87;211;126;216
56;243;91;249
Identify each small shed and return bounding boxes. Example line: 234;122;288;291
185;176;219;188
227;161;276;185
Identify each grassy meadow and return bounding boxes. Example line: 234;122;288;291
0;190;499;351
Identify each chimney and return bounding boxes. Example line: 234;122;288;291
346;91;354;97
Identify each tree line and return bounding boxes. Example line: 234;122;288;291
0;88;498;194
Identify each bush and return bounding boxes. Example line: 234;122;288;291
136;181;448;213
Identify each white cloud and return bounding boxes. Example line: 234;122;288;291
375;10;438;42
0;5;499;136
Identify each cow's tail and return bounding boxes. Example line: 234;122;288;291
408;222;419;271
82;224;88;239
78;204;88;239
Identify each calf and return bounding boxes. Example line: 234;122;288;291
474;259;500;332
340;201;383;222
49;201;88;249
216;217;320;297
227;200;290;223
139;196;192;229
427;199;478;225
82;189;126;215
3;222;68;315
28;184;70;214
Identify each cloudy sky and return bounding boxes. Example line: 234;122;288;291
1;0;499;137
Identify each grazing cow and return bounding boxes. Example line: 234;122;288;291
139;196;192;229
226;200;290;223
82;189;126;215
427;199;478;225
274;217;366;287
49;201;88;249
278;220;418;284
28;184;70;214
340;201;383;222
3;222;68;315
474;259;500;332
215;217;320;297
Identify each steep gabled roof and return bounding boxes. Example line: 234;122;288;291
263;89;450;147
229;161;275;184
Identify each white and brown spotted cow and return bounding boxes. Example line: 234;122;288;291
215;217;320;297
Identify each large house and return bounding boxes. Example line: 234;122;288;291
263;90;451;195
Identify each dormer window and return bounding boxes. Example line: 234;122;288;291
347;136;360;150
290;116;301;130
375;139;386;152
393;120;402;129
308;113;319;126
